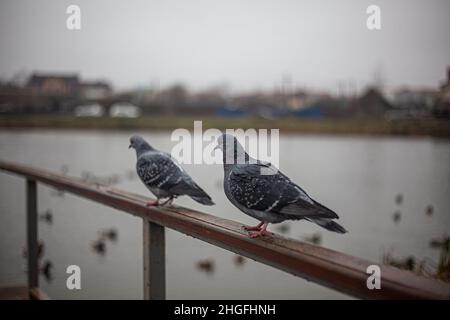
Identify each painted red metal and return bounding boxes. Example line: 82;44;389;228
1;161;449;300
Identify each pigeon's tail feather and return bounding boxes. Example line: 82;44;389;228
185;182;215;205
280;199;338;219
312;200;339;219
168;178;214;206
307;217;347;234
190;195;215;206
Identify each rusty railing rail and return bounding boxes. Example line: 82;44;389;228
0;160;449;300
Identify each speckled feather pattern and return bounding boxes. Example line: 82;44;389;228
219;134;346;233
130;135;214;205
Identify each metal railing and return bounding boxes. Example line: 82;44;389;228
0;160;449;300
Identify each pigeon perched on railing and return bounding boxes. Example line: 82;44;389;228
215;134;346;238
129;135;214;206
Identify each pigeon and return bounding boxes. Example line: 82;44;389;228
215;134;346;238
129;135;214;206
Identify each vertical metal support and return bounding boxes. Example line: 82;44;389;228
26;179;39;296
143;217;166;300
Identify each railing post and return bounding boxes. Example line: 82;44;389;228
143;217;166;300
26;179;39;298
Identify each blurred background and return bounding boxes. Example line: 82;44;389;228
0;0;449;299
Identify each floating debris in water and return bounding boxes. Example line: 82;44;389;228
100;228;118;243
395;193;403;205
383;253;415;271
39;209;53;225
429;236;450;250
429;236;450;281
91;227;119;256
430;237;449;252
233;255;246;267
404;257;416;271
196;259;215;274
425;205;434;217
302;232;322;245
392;211;401;223
23;242;52;279
429;239;442;249
92;239;106;256
22;241;45;260
275;223;290;234
41;260;53;282
383;236;450;282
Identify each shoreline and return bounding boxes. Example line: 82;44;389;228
0;116;449;139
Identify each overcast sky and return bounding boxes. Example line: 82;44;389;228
0;0;449;93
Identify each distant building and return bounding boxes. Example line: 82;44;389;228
434;68;450;118
285;91;308;110
74;103;105;117
27;73;80;96
349;88;393;119
109;102;141;118
384;87;437;119
80;81;112;100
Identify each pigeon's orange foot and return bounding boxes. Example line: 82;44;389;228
146;200;160;207
248;229;273;238
243;223;263;231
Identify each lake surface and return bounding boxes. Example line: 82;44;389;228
0;130;449;299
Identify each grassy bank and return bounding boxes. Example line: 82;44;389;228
0;115;449;138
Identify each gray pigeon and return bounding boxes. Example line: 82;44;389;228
129;135;214;206
216;134;346;238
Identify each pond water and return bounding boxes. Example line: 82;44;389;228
0;130;449;299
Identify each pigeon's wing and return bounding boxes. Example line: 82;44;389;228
137;152;184;192
162;153;214;205
137;152;213;204
229;163;338;219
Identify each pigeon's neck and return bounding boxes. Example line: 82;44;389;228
222;147;251;169
135;144;154;157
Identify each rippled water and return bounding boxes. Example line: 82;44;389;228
0;130;449;299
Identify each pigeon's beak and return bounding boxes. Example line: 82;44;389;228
128;144;132;149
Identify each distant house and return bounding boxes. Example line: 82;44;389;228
434;68;450;118
27;73;80;96
349;88;393;119
80;81;112;100
391;88;436;110
74;103;105;117
109;102;141;118
385;87;437;119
